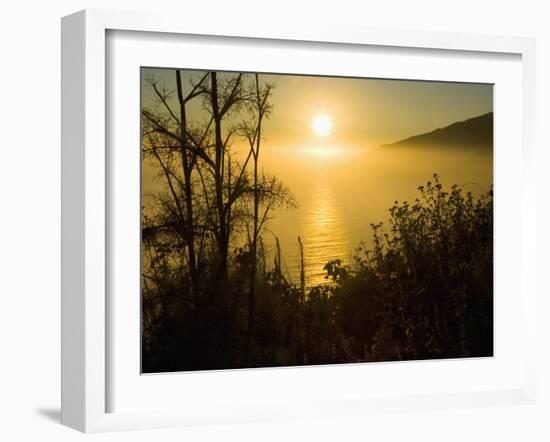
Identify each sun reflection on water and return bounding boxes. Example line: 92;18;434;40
301;185;349;287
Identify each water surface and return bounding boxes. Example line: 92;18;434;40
262;145;493;287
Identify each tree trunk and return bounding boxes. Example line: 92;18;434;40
210;72;229;278
176;70;199;295
247;74;263;359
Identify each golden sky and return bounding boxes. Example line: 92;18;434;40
142;68;493;150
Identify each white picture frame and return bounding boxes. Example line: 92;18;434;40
61;9;537;433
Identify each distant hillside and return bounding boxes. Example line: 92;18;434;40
381;112;493;149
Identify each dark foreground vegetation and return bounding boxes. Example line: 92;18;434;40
142;174;493;372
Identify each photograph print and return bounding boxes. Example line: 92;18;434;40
141;68;493;373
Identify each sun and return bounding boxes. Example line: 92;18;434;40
311;114;333;137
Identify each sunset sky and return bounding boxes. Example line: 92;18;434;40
142;68;493;151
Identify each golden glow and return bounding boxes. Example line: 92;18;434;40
305;147;340;159
311;114;333;137
298;146;362;161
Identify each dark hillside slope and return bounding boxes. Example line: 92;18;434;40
381;112;493;149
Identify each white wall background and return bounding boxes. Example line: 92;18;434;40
0;1;548;440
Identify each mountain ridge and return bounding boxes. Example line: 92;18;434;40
381;112;493;149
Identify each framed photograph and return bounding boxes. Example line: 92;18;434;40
61;9;537;432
